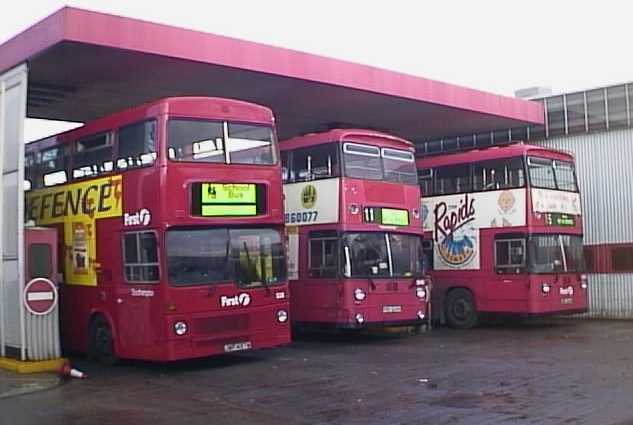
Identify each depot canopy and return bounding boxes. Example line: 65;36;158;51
0;7;543;142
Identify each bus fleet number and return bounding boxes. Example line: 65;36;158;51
285;211;319;224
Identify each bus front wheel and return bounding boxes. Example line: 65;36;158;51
445;289;478;329
88;316;118;365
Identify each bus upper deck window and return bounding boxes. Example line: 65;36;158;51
117;120;157;170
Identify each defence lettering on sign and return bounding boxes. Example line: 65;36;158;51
25;176;122;223
25;175;123;286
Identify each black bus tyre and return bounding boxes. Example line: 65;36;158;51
445;288;478;329
88;316;119;365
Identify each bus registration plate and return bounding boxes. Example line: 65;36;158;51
561;298;573;305
224;341;252;353
383;305;402;313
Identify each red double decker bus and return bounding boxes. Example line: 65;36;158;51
417;143;588;328
281;129;429;330
24;97;290;362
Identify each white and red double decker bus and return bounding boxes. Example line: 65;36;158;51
417;143;588;328
24;97;290;362
281;129;429;330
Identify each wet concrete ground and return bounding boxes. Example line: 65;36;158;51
1;320;632;425
0;370;59;400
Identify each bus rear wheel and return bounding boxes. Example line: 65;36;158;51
445;289;478;329
88;316;118;365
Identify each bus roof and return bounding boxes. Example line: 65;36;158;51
416;143;574;168
280;129;414;151
25;96;273;153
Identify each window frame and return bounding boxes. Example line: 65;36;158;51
226;121;278;166
281;149;290;183
526;156;557;190
434;164;472;195
286;142;341;183
494;236;527;274
166;118;278;166
116;119;158;171
40;145;70;187
552;160;579;192
421;239;434;272
472;157;526;192
342;142;383;181
165;227;286;287
340;231;423;279
527;156;579;192
121;230;160;284
380;147;418;185
71;131;115;180
418;168;434;196
343;142;381;158
381;147;415;162
308;233;340;279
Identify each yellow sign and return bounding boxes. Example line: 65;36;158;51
301;185;317;209
25;175;123;286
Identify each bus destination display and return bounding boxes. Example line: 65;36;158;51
545;213;575;227
192;183;261;217
363;207;409;226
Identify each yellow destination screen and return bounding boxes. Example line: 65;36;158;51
194;183;259;217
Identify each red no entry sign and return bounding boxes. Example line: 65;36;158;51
23;278;57;316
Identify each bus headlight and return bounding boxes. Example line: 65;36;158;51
277;310;289;323
174;321;188;336
416;279;427;286
581;282;588;290
355;313;365;324
416;287;427;300
541;283;551;294
354;288;366;301
417;310;426;320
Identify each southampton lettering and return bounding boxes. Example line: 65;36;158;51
434;193;475;241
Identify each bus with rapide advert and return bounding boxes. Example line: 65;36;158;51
417;143;587;328
24;97;290;363
281;129;429;330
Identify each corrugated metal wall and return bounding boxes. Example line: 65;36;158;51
537;128;633;318
584;274;633;319
537;128;633;244
25;308;61;361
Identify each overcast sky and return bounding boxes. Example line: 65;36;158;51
2;0;632;141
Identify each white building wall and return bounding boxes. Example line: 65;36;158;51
537;128;633;245
537;127;633;319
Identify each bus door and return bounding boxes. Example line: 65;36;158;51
116;230;161;355
490;235;529;310
296;232;340;323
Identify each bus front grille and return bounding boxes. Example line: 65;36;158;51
193;314;250;335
